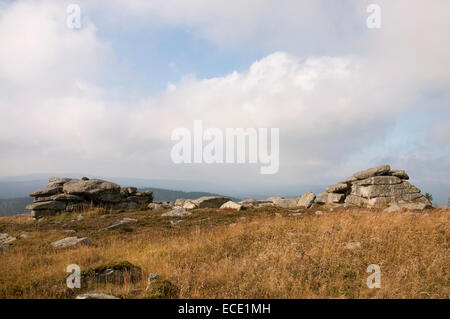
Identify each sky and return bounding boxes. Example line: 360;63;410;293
0;0;449;202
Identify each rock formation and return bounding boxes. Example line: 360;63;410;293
25;165;429;217
265;192;316;208
220;200;243;211
317;164;431;209
51;236;91;249
173;196;230;210
27;177;153;217
238;199;274;209
193;196;230;208
161;208;192;217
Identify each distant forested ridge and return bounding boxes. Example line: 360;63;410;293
0;197;33;217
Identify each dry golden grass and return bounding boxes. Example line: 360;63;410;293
0;206;448;299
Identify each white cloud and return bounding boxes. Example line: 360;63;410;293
0;0;449;201
0;1;114;175
0;49;409;184
0;1;108;96
82;0;365;55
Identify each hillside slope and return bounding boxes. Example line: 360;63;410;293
0;206;448;298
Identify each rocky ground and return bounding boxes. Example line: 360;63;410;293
0;204;448;299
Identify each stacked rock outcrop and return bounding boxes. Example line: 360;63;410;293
317;165;431;209
27;177;153;217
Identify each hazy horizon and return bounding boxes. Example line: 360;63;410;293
0;171;447;204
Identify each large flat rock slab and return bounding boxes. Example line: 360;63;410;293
266;196;298;208
326;183;349;193
193;196;230;208
220;201;243;211
353;176;402;186
352;164;391;180
350;182;420;199
63;179;122;202
51;237;91;248
162;208;192;217
297;192;316;208
26;200;67;211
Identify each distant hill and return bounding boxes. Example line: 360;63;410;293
0;180;48;199
0;197;33;217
